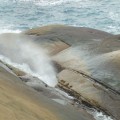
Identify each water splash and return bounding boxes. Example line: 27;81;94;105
0;33;57;87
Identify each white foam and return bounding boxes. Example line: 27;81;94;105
0;21;21;34
93;111;113;120
52;99;67;105
16;0;90;7
17;0;65;6
55;88;74;100
0;29;21;34
87;109;113;120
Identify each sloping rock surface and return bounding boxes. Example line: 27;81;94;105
0;62;93;120
25;25;120;120
0;25;119;119
25;25;120;91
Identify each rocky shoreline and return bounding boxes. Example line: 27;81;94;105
24;25;120;120
0;25;120;120
0;60;112;120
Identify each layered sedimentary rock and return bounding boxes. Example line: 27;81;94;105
25;25;120;91
58;69;120;120
0;25;120;120
0;62;93;120
24;25;120;120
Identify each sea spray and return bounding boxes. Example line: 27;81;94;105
0;33;57;87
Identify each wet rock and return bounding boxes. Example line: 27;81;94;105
24;25;120;119
57;69;120;120
6;64;26;76
0;66;94;120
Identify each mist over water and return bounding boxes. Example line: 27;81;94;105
0;33;57;87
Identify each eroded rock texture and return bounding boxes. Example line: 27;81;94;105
25;25;120;120
0;62;93;120
0;25;120;120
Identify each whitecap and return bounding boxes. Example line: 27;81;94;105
0;29;21;34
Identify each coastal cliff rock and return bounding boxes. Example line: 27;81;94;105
25;25;120;91
0;25;120;120
0;62;94;120
25;25;120;120
57;69;120;120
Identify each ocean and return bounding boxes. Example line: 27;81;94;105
0;0;120;34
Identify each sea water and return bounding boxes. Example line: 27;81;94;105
0;0;120;34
